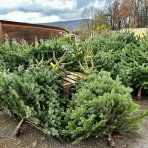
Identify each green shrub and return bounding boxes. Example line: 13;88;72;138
63;71;148;144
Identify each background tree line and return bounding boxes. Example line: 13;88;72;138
79;0;148;38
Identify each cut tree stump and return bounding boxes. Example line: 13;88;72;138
137;89;142;101
112;131;123;139
108;132;116;147
14;118;41;137
14;118;25;137
107;131;123;147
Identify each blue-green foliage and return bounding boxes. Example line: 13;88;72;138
0;32;147;144
63;71;148;144
79;31;148;93
0;61;63;137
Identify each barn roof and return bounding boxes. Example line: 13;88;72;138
0;20;68;33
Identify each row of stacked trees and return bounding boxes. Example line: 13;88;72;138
0;33;148;145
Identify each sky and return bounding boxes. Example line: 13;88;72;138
0;0;106;23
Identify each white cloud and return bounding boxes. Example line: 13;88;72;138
0;0;77;23
96;0;106;9
41;0;77;10
0;0;22;8
0;0;106;23
0;11;63;23
88;0;106;9
0;0;77;11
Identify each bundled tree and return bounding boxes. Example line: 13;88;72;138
0;61;64;138
79;31;148;98
63;71;148;144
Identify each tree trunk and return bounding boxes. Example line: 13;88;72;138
137;88;142;101
108;132;115;147
14;118;25;137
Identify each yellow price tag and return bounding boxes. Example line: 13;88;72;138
50;62;55;68
86;55;92;59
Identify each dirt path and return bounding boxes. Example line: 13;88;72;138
0;99;148;148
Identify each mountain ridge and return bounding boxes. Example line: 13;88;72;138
40;19;89;32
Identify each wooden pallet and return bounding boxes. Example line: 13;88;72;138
63;72;85;97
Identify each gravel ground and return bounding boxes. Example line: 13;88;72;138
0;99;148;148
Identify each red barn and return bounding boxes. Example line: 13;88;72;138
0;20;68;44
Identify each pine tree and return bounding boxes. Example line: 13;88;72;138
63;71;148;144
0;61;63;138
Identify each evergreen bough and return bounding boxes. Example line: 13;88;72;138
63;71;148;144
0;61;63;137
